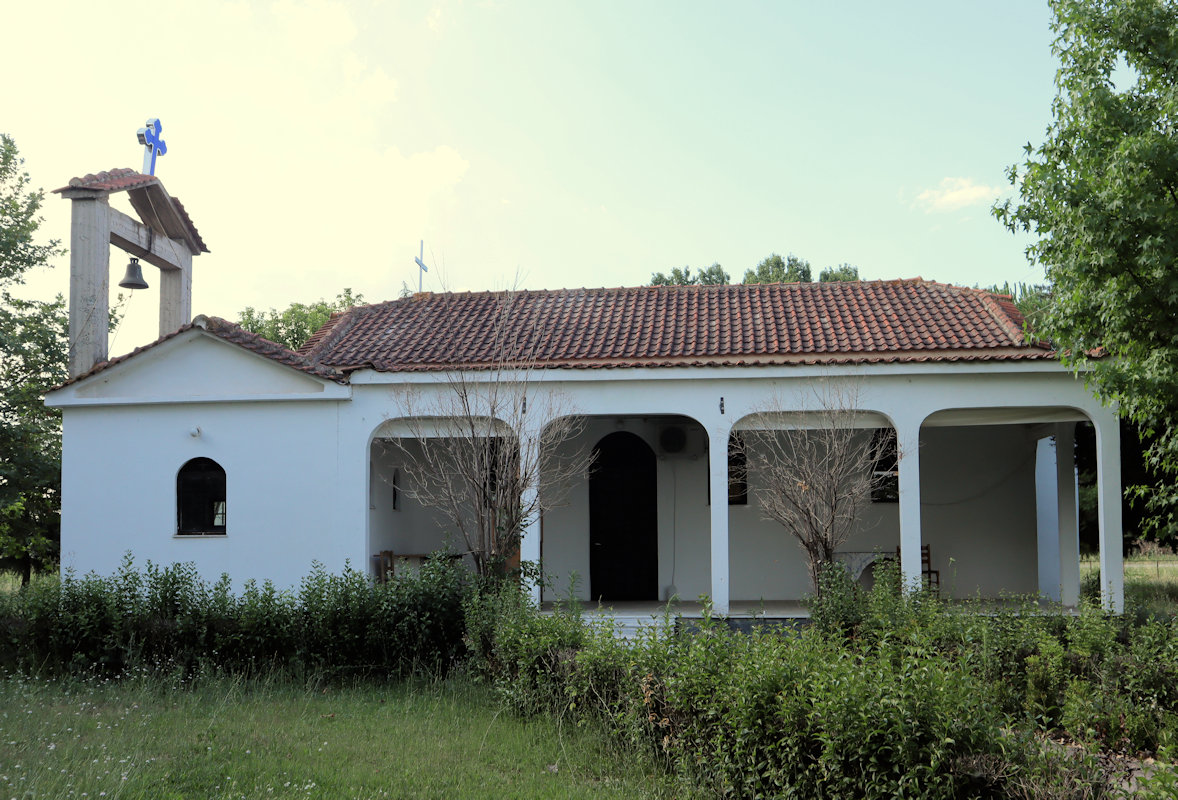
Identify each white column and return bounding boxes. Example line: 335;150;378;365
895;416;924;592
1056;424;1081;607
67;196;110;376
1093;409;1124;613
707;422;732;614
518;418;545;604
520;483;542;604
1035;436;1062;601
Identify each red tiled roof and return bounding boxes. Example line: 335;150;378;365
55;168;159;194
300;280;1053;373
54;316;346;390
168;196;208;254
54;169;209;255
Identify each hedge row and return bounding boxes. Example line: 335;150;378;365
0;554;470;678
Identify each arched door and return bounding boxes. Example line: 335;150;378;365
590;431;657;601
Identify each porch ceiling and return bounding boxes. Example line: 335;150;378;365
734;411;891;431
923;407;1089;428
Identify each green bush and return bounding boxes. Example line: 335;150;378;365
462;571;1178;797
467;591;1013;799
645;619;1006;799
462;578;586;714
807;560;866;637
0;554;470;679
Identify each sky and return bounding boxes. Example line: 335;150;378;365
4;0;1061;356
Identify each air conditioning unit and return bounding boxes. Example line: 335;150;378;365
658;425;688;456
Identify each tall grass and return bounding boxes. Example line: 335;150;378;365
0;673;681;799
1082;555;1178;620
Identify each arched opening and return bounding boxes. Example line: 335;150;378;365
590;431;657;601
177;457;227;535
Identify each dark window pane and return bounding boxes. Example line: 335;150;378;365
177;457;227;534
728;433;748;506
871;429;899;503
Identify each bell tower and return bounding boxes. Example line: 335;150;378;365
54;169;208;377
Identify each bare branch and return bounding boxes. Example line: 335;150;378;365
735;382;896;594
377;289;591;577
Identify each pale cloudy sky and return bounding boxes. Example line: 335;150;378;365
4;0;1057;355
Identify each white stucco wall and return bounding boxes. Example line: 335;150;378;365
59;400;349;589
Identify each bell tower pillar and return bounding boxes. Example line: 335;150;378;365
55;169;207;377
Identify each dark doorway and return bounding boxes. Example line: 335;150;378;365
590;431;658;601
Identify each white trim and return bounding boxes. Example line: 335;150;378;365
345;358;1083;387
48;391;351;407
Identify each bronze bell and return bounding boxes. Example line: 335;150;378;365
118;257;148;290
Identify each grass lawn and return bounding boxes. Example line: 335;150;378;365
0;674;678;800
1082;553;1178;618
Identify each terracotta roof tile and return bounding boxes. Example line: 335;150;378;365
54;169;209;255
301;280;1053;373
169;196;209;254
54;168;159;194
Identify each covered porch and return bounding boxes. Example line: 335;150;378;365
528;396;1122;613
360;370;1124;613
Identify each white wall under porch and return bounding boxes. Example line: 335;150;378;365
539;416;1068;604
366;418;504;575
540;415;713;603
915;422;1040;598
368;438;471;565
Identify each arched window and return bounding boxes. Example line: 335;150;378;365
177;457;227;535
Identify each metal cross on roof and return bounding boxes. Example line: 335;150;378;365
136;118;167;176
415;240;430;293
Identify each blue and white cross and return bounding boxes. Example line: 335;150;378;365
136;118;167;176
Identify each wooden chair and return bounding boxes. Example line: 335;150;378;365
895;544;941;592
921;545;940;591
373;550;395;583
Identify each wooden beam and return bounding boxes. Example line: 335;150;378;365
108;207;186;271
127;184;202;255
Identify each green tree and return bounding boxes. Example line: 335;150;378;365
238;288;364;351
742;253;812;284
818;263;860;282
983;282;1052;335
994;0;1178;537
0;135;69;585
650;262;730;286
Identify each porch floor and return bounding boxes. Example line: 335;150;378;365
540;597;1079;638
542;599;809;619
540;599;809;638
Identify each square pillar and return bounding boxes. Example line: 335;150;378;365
896;418;923;592
707;423;732;614
1056;424;1081;607
1035;436;1062;601
518;421;544;604
520;487;542;604
67;196;110;376
158;252;193;335
1093;410;1124;613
